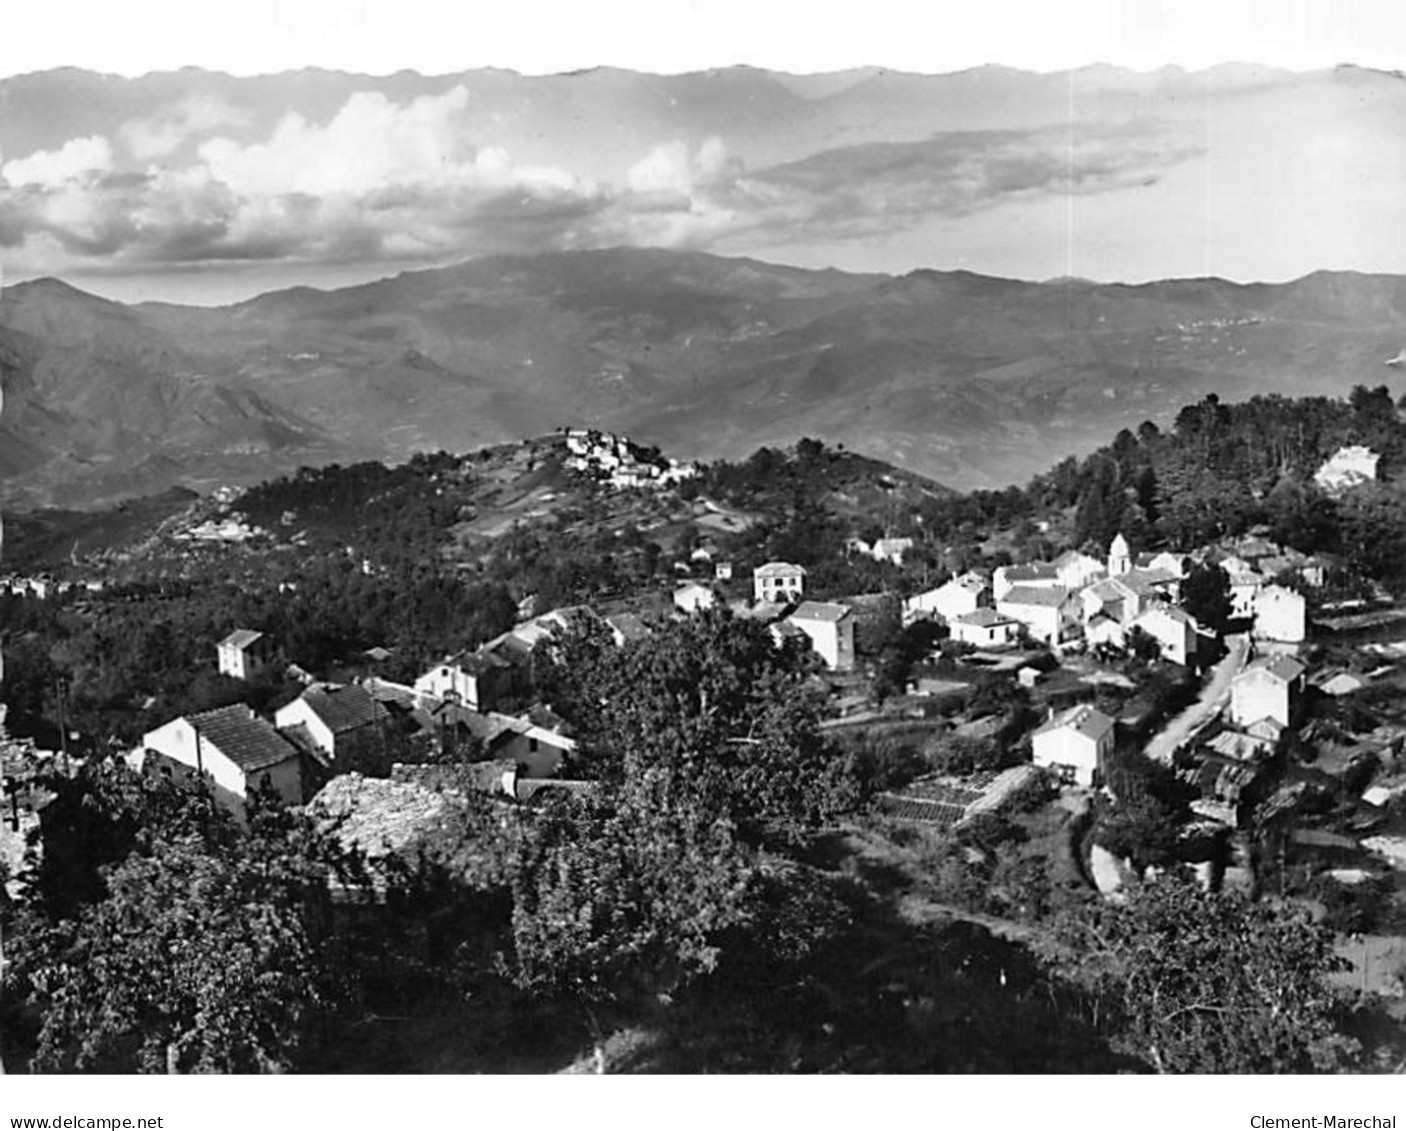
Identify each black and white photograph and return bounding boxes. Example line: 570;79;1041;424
1;0;1405;1112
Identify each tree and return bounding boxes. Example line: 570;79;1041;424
539;610;861;847
11;794;349;1073
1093;755;1195;872
1072;877;1357;1073
1180;561;1234;636
508;786;752;1014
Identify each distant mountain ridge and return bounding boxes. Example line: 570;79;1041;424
4;247;1406;508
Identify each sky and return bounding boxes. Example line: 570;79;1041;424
3;0;1406;303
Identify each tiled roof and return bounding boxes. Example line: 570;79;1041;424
605;612;651;642
1004;562;1060;582
449;647;512;674
301;684;389;735
1137;603;1195;626
219;628;264;651
755;561;806;578
1241;654;1306;684
999;585;1073;608
1206;729;1276;761
1121;568;1177;595
1085;577;1134;601
954;607;1017;627
1034;704;1115;742
362;677;418;709
190;704;299;773
791;600;850;623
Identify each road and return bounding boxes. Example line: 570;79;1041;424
1144;633;1249;764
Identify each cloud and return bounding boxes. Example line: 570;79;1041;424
0;87;608;273
1;136;113;188
584;124;1204;253
120;95;253;160
0;94;1200;284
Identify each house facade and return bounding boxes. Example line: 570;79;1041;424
1230;654;1306;728
1031;705;1115;787
1132;605;1199;666
413;649;515;712
1054;550;1106;590
786;601;855;671
753;562;806;604
997;585;1077;645
949;608;1021;648
1253;584;1306;643
217;629;275;681
674;582;717;613
273;684;388;764
141;704;303;814
902;572;990;626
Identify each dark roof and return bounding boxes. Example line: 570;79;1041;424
1000;584;1073;608
1003;563;1060;582
278;722;330;767
190;704;299;774
302;684;389;735
954;607;1017;628
362;677;418;709
450;647;512;674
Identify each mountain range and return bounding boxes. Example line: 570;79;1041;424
3;248;1406;508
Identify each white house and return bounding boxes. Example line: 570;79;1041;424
1314;446;1379;494
1053;550;1106;590
1143;551;1188;576
997;585;1077;645
141;704;303;814
1085;612;1126;651
786;601;855;671
948;607;1021;648
217;628;274;681
273;683;389;764
413;648;515;711
1230;654;1306;728
432;704;577;778
902;572;990;626
1081;576;1144;627
1132;605;1199;666
1031;705;1115;788
1253;584;1306;644
674;582;717;613
870;537;914;565
754;562;806;604
1228;569;1266;619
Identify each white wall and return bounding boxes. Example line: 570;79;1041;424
1032;729;1104;787
274;698;337;758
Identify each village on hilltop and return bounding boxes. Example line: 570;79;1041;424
4;425;1406;1056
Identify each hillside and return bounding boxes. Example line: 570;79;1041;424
0;279;352;509
6;250;1406;507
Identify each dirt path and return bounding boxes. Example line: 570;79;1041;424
1144;633;1249;764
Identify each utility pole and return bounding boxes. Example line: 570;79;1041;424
55;678;70;774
